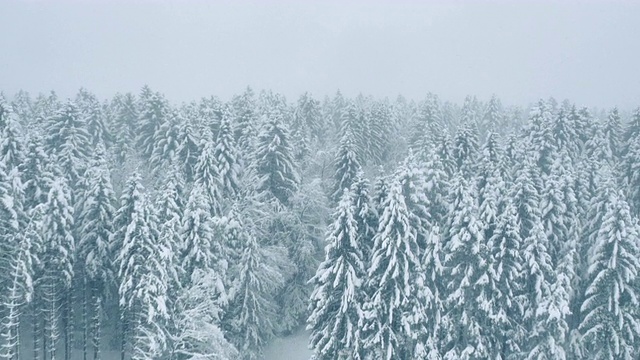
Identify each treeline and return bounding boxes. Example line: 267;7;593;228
0;87;638;360
308;98;640;360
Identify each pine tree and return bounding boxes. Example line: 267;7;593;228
225;231;288;360
180;185;224;282
339;101;366;162
410;93;441;153
452;121;480;177
175;117;201;183
111;173;169;360
136;88;168;159
441;175;491;360
481;95;503;138
350;173;378;265
76;88;110;147
367;101;394;164
331;130;361;202
579;189;640;359
0;164;31;360
45;101;91;188
486;198;524;359
524;220;570;360
363;178;425;360
22;136;52;211
231;87;258;155
110;93;138;163
40;178;75;360
215;107;243;198
194;132;223;215
603;107;622;159
75;146;116;360
525;100;556;175
253;112;299;206
149;110;181;175
308;188;367;360
0;104;26;172
171;268;238;360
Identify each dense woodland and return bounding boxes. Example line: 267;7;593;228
0;87;639;360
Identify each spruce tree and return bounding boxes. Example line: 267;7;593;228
136;88;168;159
194;132;223;215
363;177;425;359
112;173;169;360
308;188;367;360
441;175;491;360
253;112;299;206
331;130;361;203
75;146;116;360
225;231;288;360
215;107;243;199
579;189;640;359
40;178;75;360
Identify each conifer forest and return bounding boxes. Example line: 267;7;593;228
0;87;640;360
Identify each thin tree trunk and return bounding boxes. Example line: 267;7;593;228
92;290;101;360
83;279;88;360
33;303;40;360
120;308;127;360
63;286;74;360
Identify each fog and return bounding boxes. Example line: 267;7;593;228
1;0;638;107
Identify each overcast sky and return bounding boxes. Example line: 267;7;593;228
1;0;639;108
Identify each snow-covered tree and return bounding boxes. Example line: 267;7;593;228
136;87;168;159
194;132;223;215
45;101;91;188
39;178;75;360
171;269;238;360
308;188;367;360
331;130;361;202
75;88;110;147
110;93;138;163
0;164;31;360
112;173;169;360
579;189;640;359
253;112;299;206
180;185;225;283
215;107;243;198
75;146;116;360
224;231;288;360
441;175;491;360
175;116;201;183
363;177;425;359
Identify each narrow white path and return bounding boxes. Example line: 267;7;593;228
264;329;312;360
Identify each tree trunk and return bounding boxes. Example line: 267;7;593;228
33;304;40;360
92;290;101;360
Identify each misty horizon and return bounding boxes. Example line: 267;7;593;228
1;1;639;108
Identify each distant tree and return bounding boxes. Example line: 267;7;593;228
175;117;201;183
215;107;243;198
75;88;111;147
253;112;299;206
194;132;223;215
110;93;138;163
136;87;168;159
45;101;91;188
331;130;361;203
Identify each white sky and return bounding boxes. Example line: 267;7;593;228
1;0;639;108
